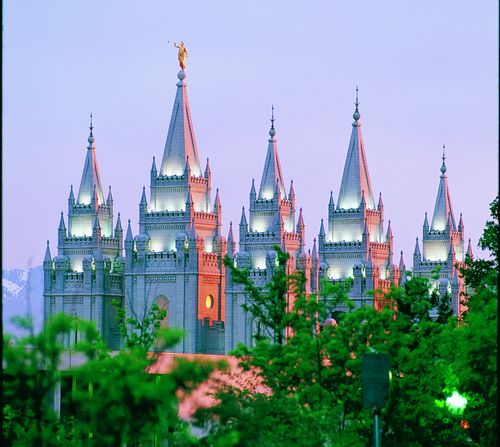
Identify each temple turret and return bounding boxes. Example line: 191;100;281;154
258;107;286;200
77;114;105;205
337;88;375;210
431;146;456;231
160;70;202;177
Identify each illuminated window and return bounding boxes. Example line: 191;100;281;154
205;295;214;309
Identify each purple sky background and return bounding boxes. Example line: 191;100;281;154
3;0;498;269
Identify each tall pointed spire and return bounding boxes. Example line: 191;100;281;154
160;70;202;177
239;206;248;227
337;88;375;210
77;114;105;205
258;106;286;200
431;145;456;231
312;238;318;260
297;208;305;229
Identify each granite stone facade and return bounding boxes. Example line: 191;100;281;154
43;69;469;354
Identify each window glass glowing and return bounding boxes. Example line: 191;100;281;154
205;295;214;309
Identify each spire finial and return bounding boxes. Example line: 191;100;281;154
441;144;447;174
269;105;276;138
87;113;95;145
353;87;360;121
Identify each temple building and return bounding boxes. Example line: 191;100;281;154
43;63;469;353
43;117;124;349
412;147;470;316
314;90;401;311
224;110;311;352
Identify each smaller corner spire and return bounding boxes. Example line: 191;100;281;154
68;185;75;203
227;221;234;243
289;179;295;198
59;211;66;231
377;192;383;211
399;250;405;270
250;178;256;197
366;247;373;266
329;190;335;209
423;211;429;228
312;237;318;260
214;188;221;209
466;238;473;259
458;212;464;232
151;156;157;173
386;220;393;240
362;218;370;237
204;157;211;178
413;237;421;256
125;219;133;241
319;218;325;237
44;240;52;262
140;186;148;208
240;206;248;227
93;214;101;231
115;212;123;232
107;185;113;204
185;185;194;207
297;207;305;229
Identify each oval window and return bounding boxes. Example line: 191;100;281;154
205;295;214;309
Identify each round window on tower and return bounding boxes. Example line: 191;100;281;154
205;295;214;309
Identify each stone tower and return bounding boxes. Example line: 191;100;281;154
43;117;124;349
225;111;311;353
124;69;226;354
412;147;468;316
314;90;400;310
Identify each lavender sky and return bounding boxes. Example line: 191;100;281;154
3;0;498;270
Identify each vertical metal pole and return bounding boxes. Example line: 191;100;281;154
374;410;381;447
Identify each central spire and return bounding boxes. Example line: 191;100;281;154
258;106;286;200
431;145;456;231
337;88;375;210
160;70;202;177
77;114;105;205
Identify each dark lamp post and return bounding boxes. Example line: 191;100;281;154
361;353;391;447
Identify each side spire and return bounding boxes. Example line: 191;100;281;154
431;145;456;231
258;106;286;200
125;219;133;241
77;114;105;205
160;70;202;177
44;240;52;262
337;88;375;210
466;238;473;259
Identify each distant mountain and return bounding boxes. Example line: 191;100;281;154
3;266;44;336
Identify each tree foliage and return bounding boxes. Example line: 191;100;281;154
195;197;498;446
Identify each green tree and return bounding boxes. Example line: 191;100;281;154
3;304;226;446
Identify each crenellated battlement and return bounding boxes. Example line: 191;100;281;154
145;210;187;219
194;211;217;222
202;252;220;267
244;230;277;241
324;240;363;249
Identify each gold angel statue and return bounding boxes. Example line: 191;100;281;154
169;40;188;70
